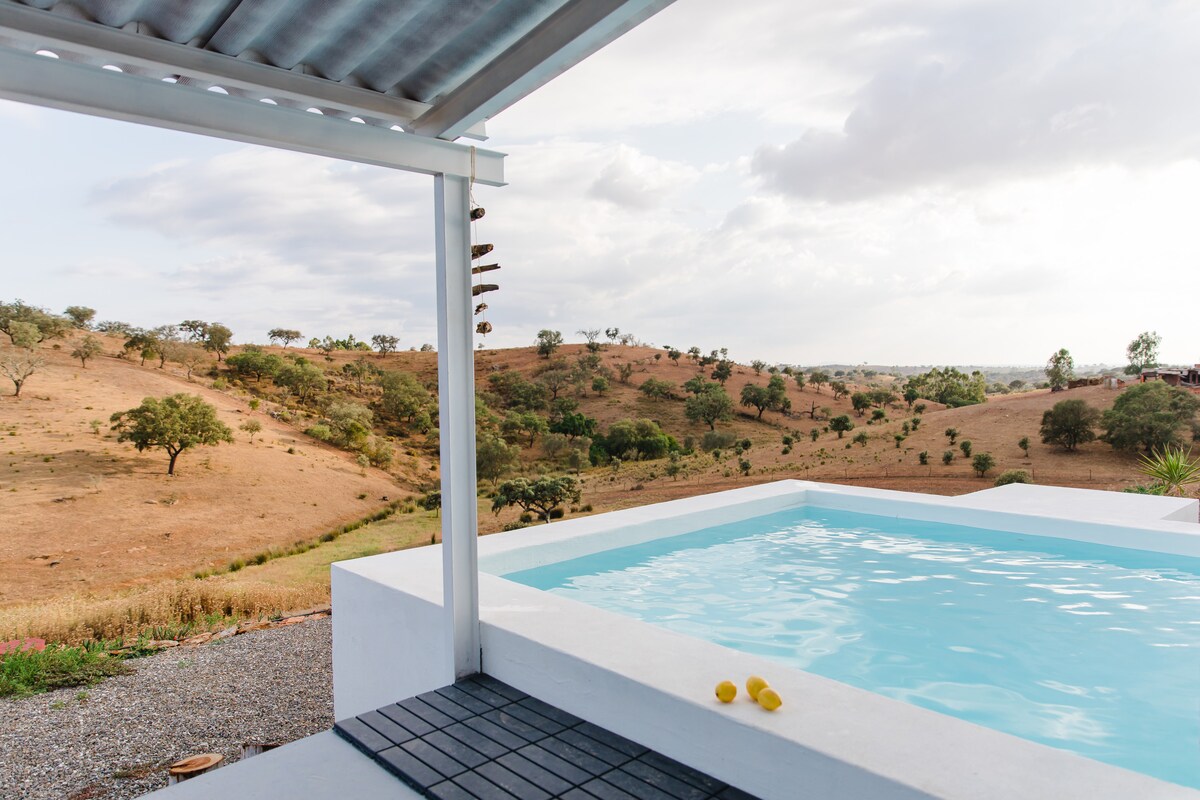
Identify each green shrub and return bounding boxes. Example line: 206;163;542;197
959;440;972;458
971;452;995;477
1;646;130;697
305;424;333;442
994;469;1032;486
942;450;954;465
700;430;737;451
918;450;929;465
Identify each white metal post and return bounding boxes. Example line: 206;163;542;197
434;173;481;679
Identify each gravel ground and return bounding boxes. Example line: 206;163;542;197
0;617;334;800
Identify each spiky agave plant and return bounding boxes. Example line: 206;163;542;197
1138;446;1200;496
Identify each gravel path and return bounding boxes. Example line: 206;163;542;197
0;618;334;800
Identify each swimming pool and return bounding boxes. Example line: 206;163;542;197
504;505;1200;789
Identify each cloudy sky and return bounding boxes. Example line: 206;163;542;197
3;0;1199;367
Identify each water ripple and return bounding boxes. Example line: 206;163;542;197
506;506;1200;789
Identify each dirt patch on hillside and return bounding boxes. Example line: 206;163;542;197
0;342;399;607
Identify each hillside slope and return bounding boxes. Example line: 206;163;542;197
0;341;399;606
0;335;1154;609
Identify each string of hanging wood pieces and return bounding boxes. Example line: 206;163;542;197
469;147;498;335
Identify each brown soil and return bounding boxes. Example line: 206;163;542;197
0;339;399;607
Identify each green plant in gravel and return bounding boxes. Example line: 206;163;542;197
0;645;130;697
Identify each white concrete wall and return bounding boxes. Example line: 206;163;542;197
332;546;452;719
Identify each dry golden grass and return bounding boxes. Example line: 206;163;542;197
1;506;446;644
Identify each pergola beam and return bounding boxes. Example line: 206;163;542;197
409;0;676;140
0;2;488;140
0;47;505;185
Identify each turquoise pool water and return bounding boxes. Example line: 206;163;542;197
503;506;1200;788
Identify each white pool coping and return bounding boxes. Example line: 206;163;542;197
332;480;1200;800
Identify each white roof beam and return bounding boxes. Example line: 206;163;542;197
408;0;676;141
0;46;505;185
0;3;488;140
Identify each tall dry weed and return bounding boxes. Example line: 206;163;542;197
0;578;330;644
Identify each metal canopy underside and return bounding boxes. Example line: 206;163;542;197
0;0;676;142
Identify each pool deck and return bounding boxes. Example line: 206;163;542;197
948;483;1197;524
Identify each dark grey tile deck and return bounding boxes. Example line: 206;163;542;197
334;674;761;800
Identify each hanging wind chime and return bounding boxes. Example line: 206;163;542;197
469;147;499;336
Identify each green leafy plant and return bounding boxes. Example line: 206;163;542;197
1137;446;1200;496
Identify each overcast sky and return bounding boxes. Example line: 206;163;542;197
3;0;1199;367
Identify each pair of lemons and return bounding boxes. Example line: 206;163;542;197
715;675;782;711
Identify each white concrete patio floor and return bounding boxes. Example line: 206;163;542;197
146;731;420;799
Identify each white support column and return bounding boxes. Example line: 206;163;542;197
434;173;481;679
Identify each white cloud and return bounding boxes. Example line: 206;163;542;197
750;0;1200;200
5;0;1199;369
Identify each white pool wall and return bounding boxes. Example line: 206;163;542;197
332;480;1200;800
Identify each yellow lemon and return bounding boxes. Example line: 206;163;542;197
757;687;782;711
746;675;769;701
715;680;737;703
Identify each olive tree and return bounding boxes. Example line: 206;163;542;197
491;476;581;523
71;334;103;368
371;334;400;355
1039;399;1100;451
0;324;45;397
535;329;564;358
276;358;327;401
203;323;233;361
64;306;96;329
240;419;263;443
268;328;302;348
0;300;70;344
476;432;518;486
972;452;996;477
685;386;734;429
110;394;233;475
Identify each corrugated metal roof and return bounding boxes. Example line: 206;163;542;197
12;0;565;103
0;0;675;139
